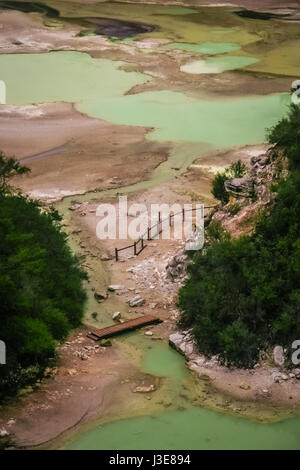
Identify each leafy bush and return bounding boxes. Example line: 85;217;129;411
0;153;87;398
212;172;229;204
211;160;247;204
179;105;300;367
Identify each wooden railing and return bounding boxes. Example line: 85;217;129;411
114;205;215;261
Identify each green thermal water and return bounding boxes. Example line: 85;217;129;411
0;51;148;104
180;55;259;74
0;51;288;148
167;41;240;54
68;407;300;450
80;90;289;146
65;334;300;450
157;7;198;15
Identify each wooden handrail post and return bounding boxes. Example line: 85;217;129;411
115;247;118;262
182;207;185;222
148;227;151;240
169;214;172;226
141;238;144;249
134;241;137;256
158;211;161;222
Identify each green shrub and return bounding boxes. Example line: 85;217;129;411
0;153;87;398
211;160;247;204
179;105;300;368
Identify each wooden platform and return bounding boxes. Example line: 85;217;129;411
86;314;162;341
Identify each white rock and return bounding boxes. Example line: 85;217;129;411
112;311;121;321
108;285;124;291
273;345;285;366
128;295;145;307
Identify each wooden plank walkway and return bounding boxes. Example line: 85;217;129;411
86;314;162;341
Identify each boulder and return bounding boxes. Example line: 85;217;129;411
128;295;145;307
225;177;254;198
112;311;121;321
250;154;269;167
108;285;125;292
165;250;187;282
273;345;285;367
133;384;156;393
239;382;251;390
94;290;107;302
169;331;196;358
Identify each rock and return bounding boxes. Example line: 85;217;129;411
94;290;107;302
101;254;112;261
144;331;153;336
6;419;15;426
225;177;254;198
273;345;285;367
108;285;124;292
133;384;156;393
69;203;81;211
239;382;251;390
169;331;196;358
250;154;269;167
112;311;121;321
165;249;187;282
128;295;145;307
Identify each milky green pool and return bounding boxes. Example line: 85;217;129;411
167;41;240;55
180;55;259;74
68;406;300;450
0;51;288;148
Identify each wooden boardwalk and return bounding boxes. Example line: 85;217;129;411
86;314;162;341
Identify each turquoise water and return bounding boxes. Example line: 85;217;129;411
68;407;300;450
167;41;240;54
180;55;259;74
157;7;198;15
81;90;289;146
0;51;288;147
0;51;149;104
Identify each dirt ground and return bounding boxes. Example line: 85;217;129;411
0;102;169;201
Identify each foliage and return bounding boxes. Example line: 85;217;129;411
211;159;247;204
179;105;300;367
0;153;87;398
0;151;30;195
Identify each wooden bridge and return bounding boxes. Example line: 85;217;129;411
86;314;162;341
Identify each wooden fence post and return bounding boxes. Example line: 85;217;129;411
182;207;185;222
115;248;118;262
134;241;137;256
148;227;151;240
